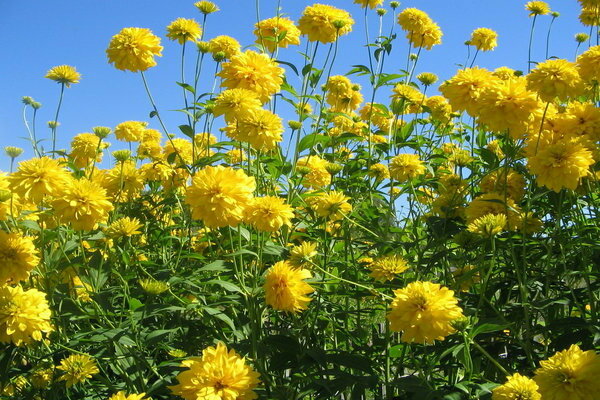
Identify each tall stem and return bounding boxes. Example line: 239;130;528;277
51;83;66;157
528;15;538;72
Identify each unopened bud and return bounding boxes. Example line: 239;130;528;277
112;149;132;162
4;146;23;159
93;126;112;139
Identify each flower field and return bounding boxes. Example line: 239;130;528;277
3;0;600;399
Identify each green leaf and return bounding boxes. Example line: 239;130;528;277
205;280;243;293
276;60;299;76
297;134;331;153
178;124;195;139
176;81;196;94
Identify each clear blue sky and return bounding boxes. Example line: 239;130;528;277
0;0;585;171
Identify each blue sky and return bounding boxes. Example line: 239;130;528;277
0;0;586;171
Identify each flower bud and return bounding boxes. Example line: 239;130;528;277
194;1;219;15
390;1;400;9
112;149;132;162
92;126;112;139
47;121;60;129
376;8;387;16
288;120;302;130
4;146;23;159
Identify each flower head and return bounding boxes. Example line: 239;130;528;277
45;65;81;87
106;27;163;72
264;261;314;312
170;342;260;399
288;242;318;268
244;196;294;232
368;255;409;282
389;154;426;182
52;178;114;231
70;133;104;168
0;285;52;346
440;67;501;116
185;166;255;228
213;88;262;123
0;231;39;284
297;156;331;189
387;281;464;344
468;28;498;51
493;373;541;400
309;191;352;221
525;1;551;16
57;353;99;387
224;108;284;151
208;35;241;60
255;17;301;52
298;4;354;44
166;18;202;44
534;345;600;400
106;217;143;239
9;157;71;203
108;392;147;400
577;45;600;83
527;59;584;102
115;121;147;142
467;213;507;237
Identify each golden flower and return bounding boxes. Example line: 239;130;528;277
194;132;217;158
477;77;540;138
468;27;498;51
324;75;363;113
493;373;541;400
101;161;145;202
359;103;393;131
389;153;426;182
288;242;318;268
397;8;433;32
31;368;54;389
244;196;294;232
264;261;314;312
526;59;584;102
440;67;500;116
391;83;424;114
465;193;520;228
493;66;517;80
487;140;505;159
108;392;147;400
368;163;390;180
217;50;284;103
4;146;23;159
425;96;453;124
525;1;551;16
208;35;241;60
185;165;255;228
387;281;464;344
70;133;104;168
552;102;600;141
106;217;143;239
527;137;594;192
106;27;163;72
226;148;246;164
298;4;354;44
52;178;114;231
163;138;193;165
255;17;301;52
577;45;600;83
213;88;262;123
225;108;284;151
480;168;526;201
354;0;384;9
575;32;590;43
57;353;99;387
467;213;507;237
45;65;81;87
579;7;600;27
368;255;409;282
0;231;39;284
0;285;52;346
534;345;600;400
297;156;332;189
407;22;443;50
114;121;146;142
452;264;480;292
139;279;169;295
166;18;202;44
170;342;260;399
309;191;352;221
194;1;219;14
417;72;438;86
9;157;71;203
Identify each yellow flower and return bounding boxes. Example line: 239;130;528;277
194;1;219;14
579;7;600;27
226;148;247;164
440;67;501;116
467;213;507;237
391;83;424;114
57;353;99;387
217;50;284;103
525;1;551;16
9;157;71;204
387;281;464;344
397;8;433;32
468;27;498;51
106;27;163;72
106;217;143;239
389;153;426;182
70;133;104;168
534;345;600;400
297;156;332;189
225;108;284;151
298;4;354;44
325;75;363;113
185;166;255;228
425;96;453;124
480;168;526;201
102;161;145;202
417;72;438;86
527;59;584;102
264;261;314;312
288;242;318;268
552;101;600;141
465;193;520;228
108;392;147;400
166;18;202;44
0;231;39;284
213;88;262;123
0;285;52;346
309;191;352;221
170;342;260;399
577;45;600;83
255;17;301;52
368;255;409;282
368;163;390;180
493;373;541;400
527;137;594;192
114;121;147;142
139;279;169;295
493;66;517;80
208;35;241;60
244;196;294;232
407;22;443;50
163;137;193;165
31;368;54;389
487;140;505;159
452;264;480;292
359;102;393;131
52;178;114;231
354;0;384;9
45;65;81;87
477;77;541;139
